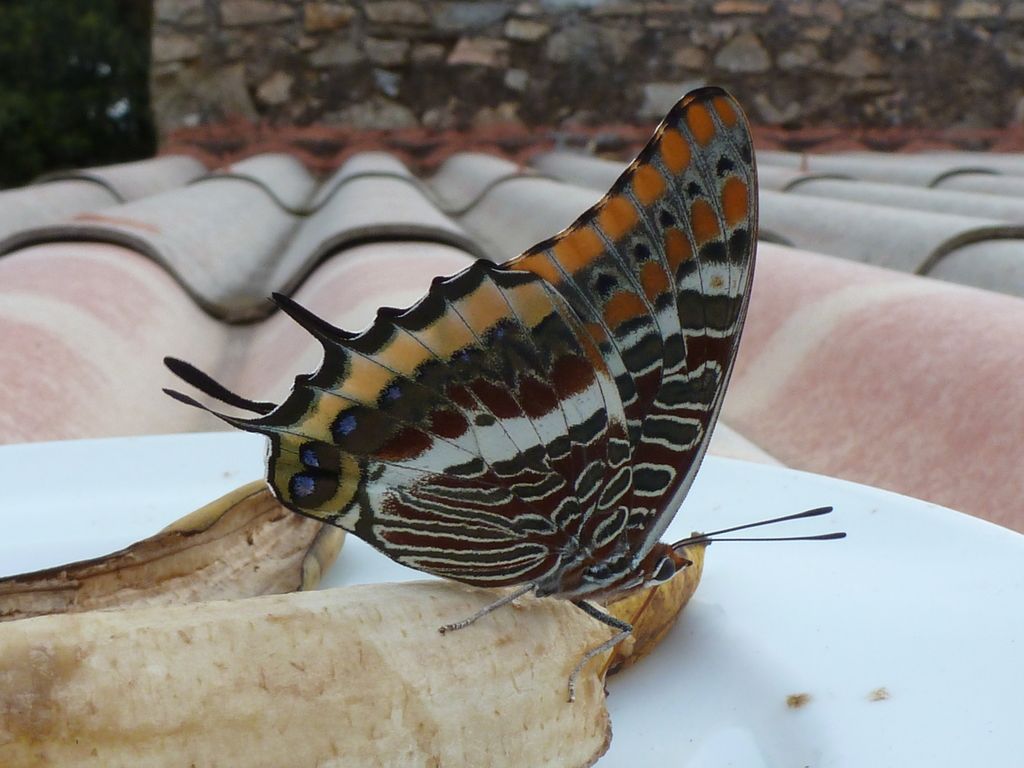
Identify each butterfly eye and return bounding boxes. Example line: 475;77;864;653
649;556;675;585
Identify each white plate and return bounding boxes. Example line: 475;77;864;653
2;433;1023;767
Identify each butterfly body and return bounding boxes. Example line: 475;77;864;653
166;87;758;676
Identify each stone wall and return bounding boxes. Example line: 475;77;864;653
152;0;1024;135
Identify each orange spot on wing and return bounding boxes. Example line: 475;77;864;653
379;332;433;374
602;291;648;328
598;196;639;241
722;177;749;227
686;103;716;146
660;130;691;174
417;311;475;355
640;261;670;301
712;95;738;126
665;228;693;272
456;283;506;332
578;326;608;369
690;199;720;245
340;357;394;404
631;164;666;205
301;398;344;442
552;226;605;272
513;252;562;286
505;280;556;328
585;321;609;345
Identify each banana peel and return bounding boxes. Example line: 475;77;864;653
0;581;615;767
603;542;707;676
0;543;706;768
0;481;344;621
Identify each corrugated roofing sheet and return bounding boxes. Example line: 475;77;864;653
2;140;1023;530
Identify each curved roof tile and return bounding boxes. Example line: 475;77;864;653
728;242;1024;529
0;181;120;243
206;153;318;211
38;154;207;201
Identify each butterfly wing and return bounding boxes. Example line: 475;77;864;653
506;86;757;561
165;86;757;592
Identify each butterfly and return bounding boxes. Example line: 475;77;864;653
165;86;758;700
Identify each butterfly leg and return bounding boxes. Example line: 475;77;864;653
438;583;536;634
567;600;633;703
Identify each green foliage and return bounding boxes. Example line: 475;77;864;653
0;0;155;188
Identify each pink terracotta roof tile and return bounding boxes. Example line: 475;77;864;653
0;242;229;443
727;243;1024;529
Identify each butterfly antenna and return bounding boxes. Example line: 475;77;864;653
672;506;846;548
163;357;276;415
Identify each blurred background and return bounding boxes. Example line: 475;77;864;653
0;1;155;187
4;0;1024;186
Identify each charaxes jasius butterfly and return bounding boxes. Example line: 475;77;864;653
167;86;777;699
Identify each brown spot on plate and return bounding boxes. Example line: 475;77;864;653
786;692;811;709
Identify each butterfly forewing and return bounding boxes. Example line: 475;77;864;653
510;89;757;563
631;91;758;553
165;86;757;600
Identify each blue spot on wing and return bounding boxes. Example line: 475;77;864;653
300;445;320;468
291;473;316;498
333;412;358;439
